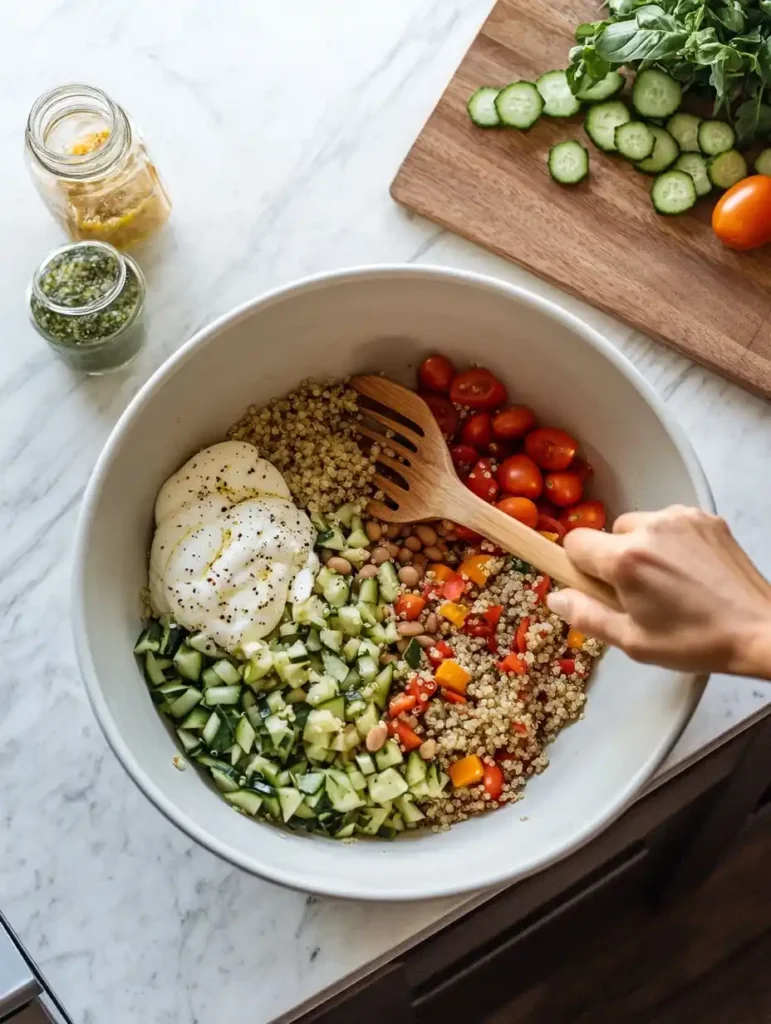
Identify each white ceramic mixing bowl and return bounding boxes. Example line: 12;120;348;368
73;266;711;900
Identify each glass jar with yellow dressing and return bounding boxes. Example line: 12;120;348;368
25;84;171;248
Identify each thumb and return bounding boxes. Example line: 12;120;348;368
547;588;631;649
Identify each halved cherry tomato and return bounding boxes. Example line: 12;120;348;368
560;500;606;533
389;692;417;718
389;719;423;751
450;368;507;410
461;411;493;449
497;454;543;499
531;574;551;602
442;573;466;602
450;444;478;477
495;496;538;528
418;354;455;393
440;687;467;704
406;675;437;713
420;392;459;439
499;653;527;675
484;604;504;628
428;640;454;667
515;616;531;653
395;593;426;620
544;471;583;508
536;513;566;540
712;175;771;251
492;405;536;440
524;427;578;471
487;440;514;462
466;458;499;502
573;458;594;483
453;523;482;541
483;762;504;800
463;614;494;638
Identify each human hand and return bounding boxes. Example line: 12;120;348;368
546;506;771;678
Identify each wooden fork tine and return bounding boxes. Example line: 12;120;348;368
356;424;414;461
359;406;423;445
373;472;406;496
366;497;400;521
374;451;411;476
353;375;430;424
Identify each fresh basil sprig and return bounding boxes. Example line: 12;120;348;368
569;0;771;141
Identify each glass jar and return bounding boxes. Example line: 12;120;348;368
27;240;147;374
25;84;171;248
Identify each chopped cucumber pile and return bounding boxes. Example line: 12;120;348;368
134;508;449;840
467;66;752;221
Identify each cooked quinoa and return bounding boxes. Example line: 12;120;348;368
228;378;378;513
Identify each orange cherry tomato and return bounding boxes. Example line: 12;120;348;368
495;496;538;528
712;175;771;251
544;470;583;508
497;454;543;499
450;368;507;410
524;427;578;471
461;411;493;449
560;499;607;533
536;513;566;540
420;393;458;439
395;593;426;620
450;444;478;477
492;405;536;440
483;762;504;800
466;458;500;502
418;354;456;393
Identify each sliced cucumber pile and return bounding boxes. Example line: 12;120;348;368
548;140;589;184
673;153;712;198
584;100;631;152
666;113;701;154
575;70;624;103
536;70;581;118
698;120;736;157
134;508;450;840
614;121;654;162
632;69;682;120
634;126;679;175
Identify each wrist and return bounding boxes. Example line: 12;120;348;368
727;618;771;680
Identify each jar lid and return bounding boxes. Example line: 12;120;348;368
31;240;126;317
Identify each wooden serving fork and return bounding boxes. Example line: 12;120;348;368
352;375;620;611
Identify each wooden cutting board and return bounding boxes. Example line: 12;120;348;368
391;0;771;399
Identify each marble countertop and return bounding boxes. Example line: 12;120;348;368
3;1;771;1021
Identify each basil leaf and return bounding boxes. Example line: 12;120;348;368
575;20;605;41
713;3;745;34
761;0;771;16
758;37;771;85
636;4;679;30
595;18;689;61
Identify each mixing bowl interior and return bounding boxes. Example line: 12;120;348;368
74;267;709;899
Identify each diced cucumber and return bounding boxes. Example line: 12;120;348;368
356;655;379;684
262;795;281;819
495;81;544;129
396;793;426;824
320;628;343;652
614;121;654;162
698;119;735;156
335;822;356;839
317;526;346;550
547;140;589;184
708;149;747;190
307;676;339;706
365;663;394;710
383;620;399;645
344;689;367;720
277;786;305;822
292;595;328;626
286;640;308;664
134;620;162;654
375;738;404;771
377;561;401;602
575;70;624;103
298;772;325;795
358;603;378;627
176;728;202;754
243;648;274;685
234;715;255;753
755;148;771;176
201;666;221;689
632;69;681;119
169;688;203;719
203;684;242;706
346;526;369;549
322;649;349;683
324;576;349;608
368;767;409;805
343;636;361;663
365;623;387;646
468;86;501;128
279;622;301;642
202;712;221;748
186;632;221;657
666;112;701;153
333;503;356;527
265;690;286;714
584;101;630;152
211;767;240;793
355;751;377;776
426;763;450;798
673;153;711;198
305;742;334;763
331;722;361;753
342;667;361;691
317;696;346;723
212;659;241;685
338;605;362;637
405;751;428;788
159;616;186;657
634;126;679;174
354;702;380;741
144;650;167;686
303;708;343;744
403;639;422;669
157;680;188;700
536;70;581;117
306;629;322;653
325;770;365;812
181;706;209;731
224;789;263;815
357;806;391;835
346;769;367;792
358;578;379;604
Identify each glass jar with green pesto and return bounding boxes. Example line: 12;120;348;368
27;240;146;373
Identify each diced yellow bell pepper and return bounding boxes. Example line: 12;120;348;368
448;754;484;789
435;659;471;694
438;602;469;627
538;531;559;543
458;553;494;586
429;563;454;583
567;627;587;649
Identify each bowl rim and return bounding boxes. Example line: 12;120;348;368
72;263;713;901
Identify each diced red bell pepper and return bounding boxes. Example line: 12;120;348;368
428;640;453;667
388;692;417;718
530;574;552;603
440;687;467;705
483;604;504;628
515;617;531;654
389;719;423;751
498;653;527;675
486;635;499;654
463;614;494;638
558;658;583;676
483;762;504;800
442;573;466;602
512;721;529;736
406;675;437;714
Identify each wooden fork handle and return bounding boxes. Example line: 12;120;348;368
451;485;621;612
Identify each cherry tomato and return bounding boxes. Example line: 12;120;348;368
418;354;455;393
395;593;426;620
466;458;499;502
524;427;578;471
450;444;478;477
497;454;543;499
487;440;514;462
443;573;466;602
495;496;538;528
560;500;607;533
544;471;583;508
536;513;566;540
573;458;594;483
483;762;504;800
492;405;536;440
453;523;482;541
712;175;771;251
536;499;560;519
450;368;507;410
460;411;493;449
420;392;458;439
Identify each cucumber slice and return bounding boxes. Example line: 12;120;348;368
338;605;362;637
614;121;654;162
364;663;394;710
651;170;697;215
495;81;544;130
666;113;701;154
708;150;747;190
277;786;305;822
377;561;401;603
368;767;409;805
632;69;681;119
186;632;221;657
536;70;581;118
357;806;390;835
307;676;339;706
467;86;501;128
144;650;167;687
134;620;162;654
576;70;624;103
358;578;379;604
169;688;203;719
212;659;241;685
202;684;242;706
584;101;631;152
634;126;679;174
698;120;736;156
673;153;712;198
755;148;771;176
224;790;263;816
375;738;404;771
547;140;589;184
320;628;343;652
354;702;380;740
